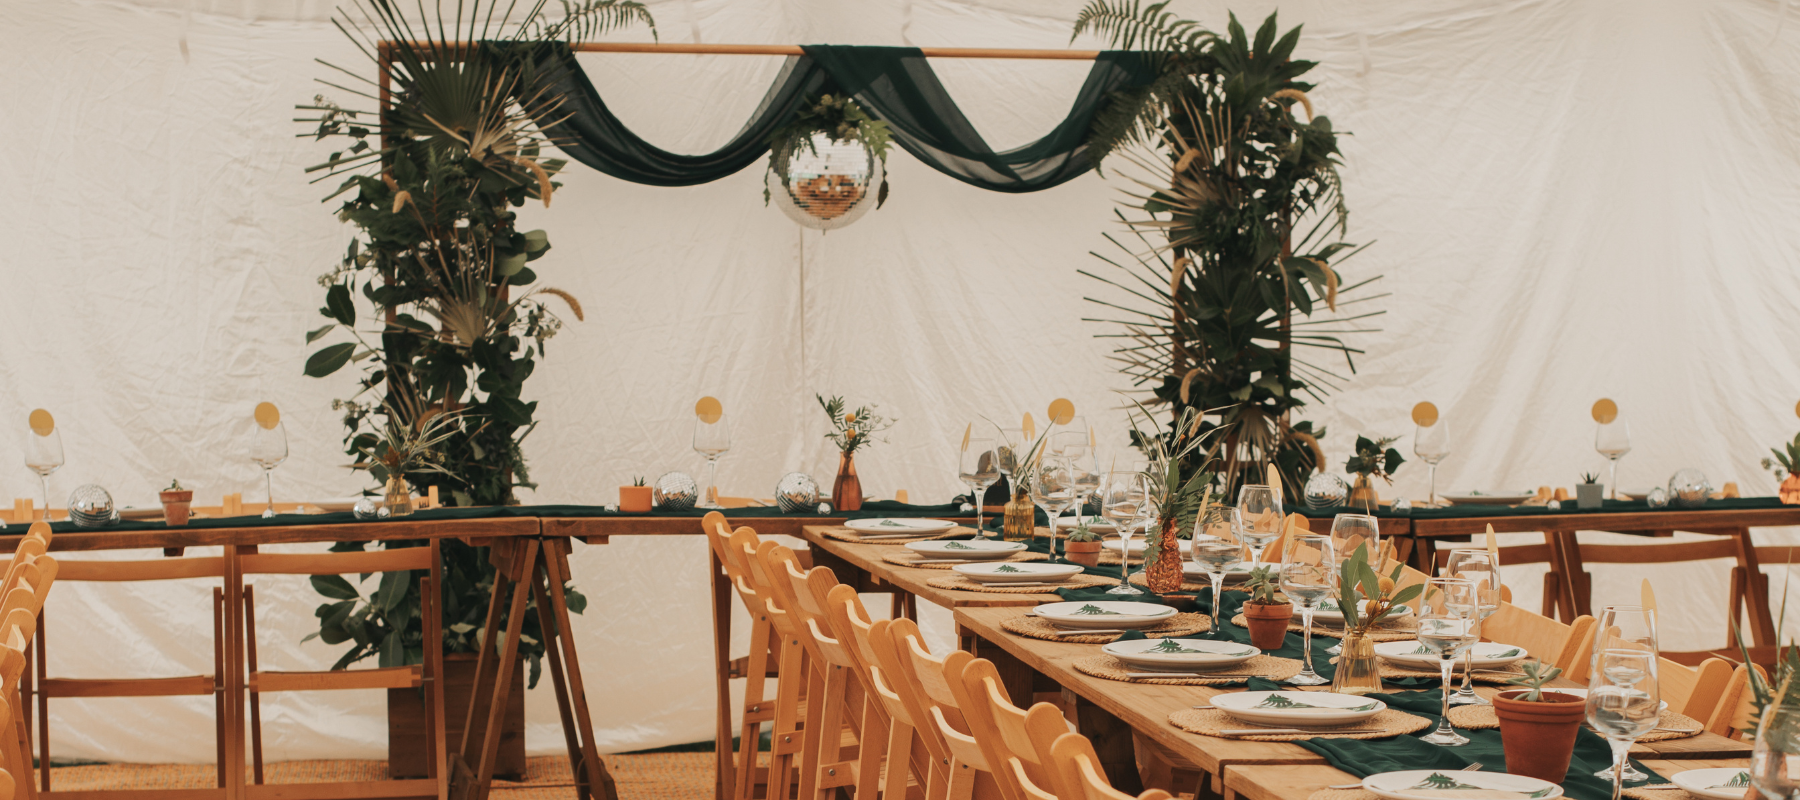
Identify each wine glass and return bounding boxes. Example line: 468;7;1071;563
1416;577;1481;745
1325;513;1381;655
250;421;289;518
1030;457;1078;555
1067;446;1102;530
997;428;1027;477
1191;505;1243;633
1596;420;1632;500
1587;649;1660;800
1442;549;1502;706
1750;703;1800;800
1236;483;1284;567
1280;532;1337;685
23;428;64;523
1100;471;1149;595
1414;420;1451;507
960;438;1001;537
693;413;731;509
1590;604;1658;781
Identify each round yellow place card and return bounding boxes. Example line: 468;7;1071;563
695;396;723;424
1047;398;1075;425
1411;401;1438;427
254;402;281;430
27;409;53;437
1793;399;1799;419
1592;398;1618;424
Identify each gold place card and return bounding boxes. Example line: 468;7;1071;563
1412;402;1438;427
27;409;53;437
695;396;723;424
1592;398;1618;424
254;402;281;430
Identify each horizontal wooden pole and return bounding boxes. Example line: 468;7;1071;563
380;40;1102;60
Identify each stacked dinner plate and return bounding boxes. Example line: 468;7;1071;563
844;518;957;535
1360;770;1562;800
1210;691;1386;727
1101;638;1258;671
951;562;1084;584
903;539;1027;561
1373;641;1530;671
1031;601;1175;630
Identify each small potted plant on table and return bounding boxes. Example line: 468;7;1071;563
1345;435;1405;512
1493;659;1586;782
1063;519;1104;567
1767;432;1800;505
1576;472;1604;509
818;394;895;513
619;476;653;513
1241;565;1293;650
1330;544;1426;694
159;479;193;527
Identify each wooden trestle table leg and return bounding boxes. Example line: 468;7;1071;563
538;539;614;800
1545;530;1586;623
708;547;733;800
1725;526;1778;646
455;538;537;800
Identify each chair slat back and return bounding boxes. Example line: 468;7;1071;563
897;640;987;771
873;618;953;764
1482;603;1593;673
1660;657;1732;722
959;656;1062;800
1707;663;1769;738
1050;732;1174;800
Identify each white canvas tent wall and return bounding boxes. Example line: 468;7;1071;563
4;0;1800;762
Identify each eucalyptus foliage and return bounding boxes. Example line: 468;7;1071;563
295;0;649;679
1074;3;1386;499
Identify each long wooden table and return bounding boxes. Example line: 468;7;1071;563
0;515;605;800
1224;758;1750;800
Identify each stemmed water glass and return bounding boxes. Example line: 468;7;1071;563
1030;457;1078;555
1442;549;1502;706
1415;420;1451;507
250;421;289;518
1417;577;1481;745
1280;532;1337;684
1100;471;1149;595
24;428;64;523
1750;703;1800;800
959;438;1001;537
693;413;731;509
1236;483;1284;566
1587;649;1660;800
1191;506;1243;634
1591;604;1658;781
1068;448;1102;530
1326;513;1381;655
1596;420;1632;500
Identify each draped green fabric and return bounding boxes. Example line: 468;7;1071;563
521;43;1157;191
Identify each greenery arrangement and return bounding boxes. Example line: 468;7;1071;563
164;479;184;492
765;94;893;207
1334;544;1423;632
1072;3;1383;500
631;475;646;487
1504;659;1565;702
1579;472;1599;485
818;394;895;456
1345;435;1404;484
1126;403;1216;557
1242;564;1283;605
1765;432;1800;478
294;0;649;682
1067;519;1102;543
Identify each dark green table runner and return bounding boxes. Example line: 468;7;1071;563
1297;495;1788;520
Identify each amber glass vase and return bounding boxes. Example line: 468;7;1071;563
832;452;863;512
384;475;415;517
1330;631;1382;694
1002;488;1035;541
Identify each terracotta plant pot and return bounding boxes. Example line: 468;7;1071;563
1063;540;1102;567
618;486;653;513
159;490;193;527
1782;473;1800;505
1242;601;1293;650
1494;690;1586;783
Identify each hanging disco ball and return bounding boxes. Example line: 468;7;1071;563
767;132;883;231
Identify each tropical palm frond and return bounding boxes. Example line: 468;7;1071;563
534;0;659;43
1072;0;1214;54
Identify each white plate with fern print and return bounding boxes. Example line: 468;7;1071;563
951;562;1084;584
1374;640;1529;671
1032;601;1177;630
1670;768;1753;800
1310;598;1414;625
1101;638;1259;670
1362;770;1562;800
845;518;957;534
1210;691;1387;727
904;540;1028;560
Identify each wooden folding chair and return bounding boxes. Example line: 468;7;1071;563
1705;663;1770;739
1048;733;1174;800
236;543;446;800
1556;536;1755;662
885;622;1005;800
1481;603;1594;675
702;513;780;800
759;547;871;800
0;550;57;800
831;587;932;800
1434;541;1562;617
736;536;813;800
957;655;1075;800
30;556;229;796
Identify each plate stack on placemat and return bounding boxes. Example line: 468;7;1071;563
1072;654;1303;685
882;552;1050;570
924;573;1112;593
1000;613;1209;644
817;518;968;544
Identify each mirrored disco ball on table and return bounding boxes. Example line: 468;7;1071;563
654;471;699;512
775;472;820;513
1303;473;1349;509
68;484;118;528
1667;469;1712;508
767;132;883;231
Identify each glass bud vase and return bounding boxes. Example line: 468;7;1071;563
832;452;863;512
1002;487;1035;541
1330;630;1382;694
1145;515;1185;594
384;475;415;518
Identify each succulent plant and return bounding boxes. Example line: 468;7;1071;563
631;476;646;487
1580;472;1599;484
165;479;185;492
1505;658;1564;702
1243;565;1283;606
1067;519;1103;543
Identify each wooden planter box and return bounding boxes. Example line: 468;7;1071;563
388;653;526;780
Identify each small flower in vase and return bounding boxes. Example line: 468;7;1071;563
818;394;895;511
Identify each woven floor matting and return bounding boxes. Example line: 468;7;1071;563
1445;705;1705;742
924;573;1113;594
882;551;1050;570
1001;612;1210;644
817;525;973;544
1073;654;1303;685
1168;707;1430;742
41;755;710;800
1228;614;1417;642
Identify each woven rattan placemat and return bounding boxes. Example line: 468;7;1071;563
1000;612;1210;644
881;552;1051;570
1072;653;1302;685
1168;707;1429;742
924;573;1113;594
817;525;975;544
